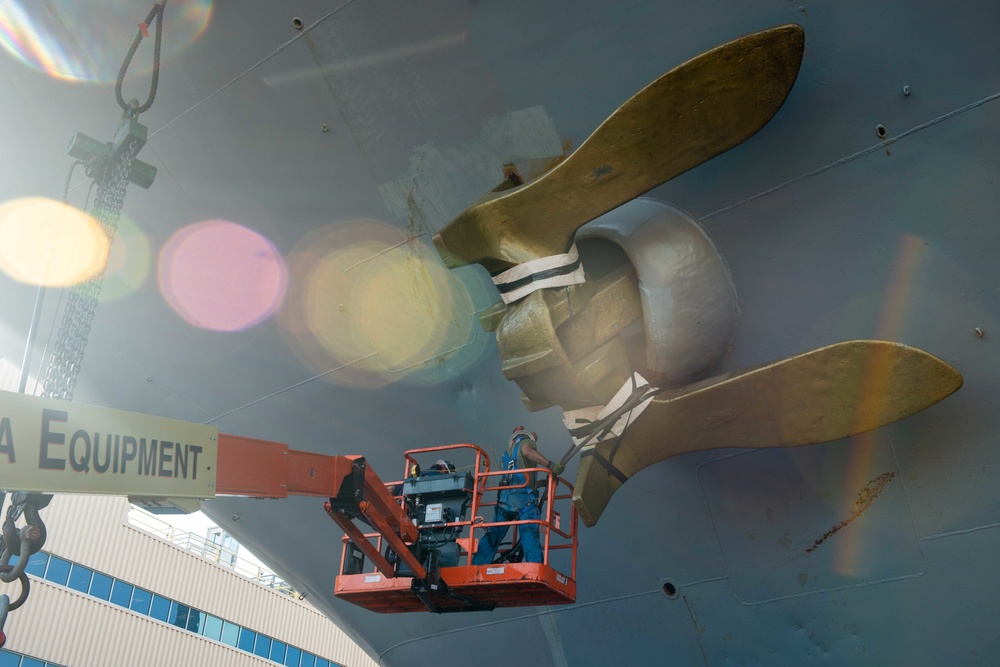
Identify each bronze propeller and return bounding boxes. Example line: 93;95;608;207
432;24;963;526
434;24;806;273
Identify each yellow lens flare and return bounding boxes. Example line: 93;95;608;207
280;219;476;388
306;241;386;367
0;197;109;286
353;243;472;372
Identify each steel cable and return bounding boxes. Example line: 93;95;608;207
115;1;168;114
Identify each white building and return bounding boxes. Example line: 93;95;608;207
1;494;377;667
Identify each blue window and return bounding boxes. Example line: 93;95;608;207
8;551;334;667
24;552;48;578
89;571;113;600
253;635;271;659
43;556;70;586
202;614;223;641
129;587;152;615
149;594;171;622
109;580;133;608
168;602;189;629
220;621;240;647
67;564;92;593
186;608;202;633
237;628;256;653
270;640;287;662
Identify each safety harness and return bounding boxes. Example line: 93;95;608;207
497;434;540;518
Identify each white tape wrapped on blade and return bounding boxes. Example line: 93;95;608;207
562;372;658;448
491;244;586;304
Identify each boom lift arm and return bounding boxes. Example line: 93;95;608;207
213;434;426;579
0;391;577;638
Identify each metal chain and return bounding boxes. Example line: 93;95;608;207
41;141;139;401
9;133;135;644
0;494;48;647
8;5;161;648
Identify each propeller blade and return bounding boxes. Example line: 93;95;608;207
434;24;805;272
572;340;963;526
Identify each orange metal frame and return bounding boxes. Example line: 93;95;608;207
216;433;357;498
216;433;426;578
332;443;579;613
214;435;578;613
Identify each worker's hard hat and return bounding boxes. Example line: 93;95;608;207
431;459;455;472
509;426;537;448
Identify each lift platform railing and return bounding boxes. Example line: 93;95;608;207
401;443;491;559
334;443;577;580
335;443;486;577
401;443;492;483
471;465;578;576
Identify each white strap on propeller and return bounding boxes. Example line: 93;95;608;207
491;244;585;304
562;372;658;448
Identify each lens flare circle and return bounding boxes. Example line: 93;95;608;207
100;213;152;301
305;242;386;370
353;248;469;371
0;0;212;82
158;220;287;332
279;219;476;388
0;196;109;286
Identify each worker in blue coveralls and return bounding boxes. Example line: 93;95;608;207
473;427;565;564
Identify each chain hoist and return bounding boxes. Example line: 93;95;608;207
41;136;142;400
3;0;167;646
42;0;166;400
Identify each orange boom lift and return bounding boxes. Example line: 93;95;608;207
0;390;577;641
215;437;577;613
